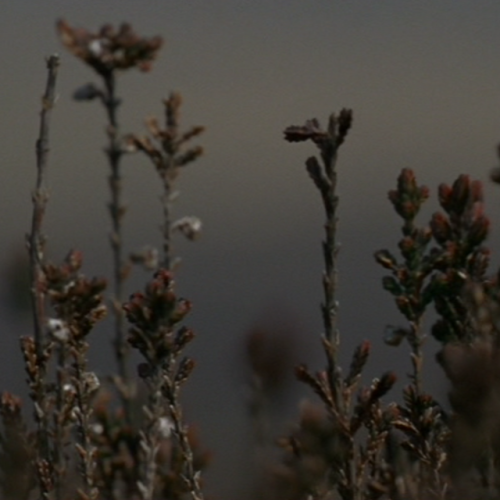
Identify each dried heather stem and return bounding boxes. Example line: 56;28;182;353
126;92;205;271
137;370;168;500
72;358;99;500
101;70;130;402
124;270;204;500
26;54;60;475
164;377;204;500
284;110;353;407
29;54;60;360
320;118;342;403
160;158;175;271
57;20;163;424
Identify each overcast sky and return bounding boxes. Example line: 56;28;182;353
2;2;500;498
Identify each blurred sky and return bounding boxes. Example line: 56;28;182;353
2;2;500;498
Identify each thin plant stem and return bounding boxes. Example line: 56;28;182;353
160;163;174;271
29;54;60;360
101;72;131;420
28;53;60;464
320;138;341;408
409;320;424;395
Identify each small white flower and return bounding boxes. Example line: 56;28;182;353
88;39;102;56
62;280;75;294
172;216;202;241
158;416;174;438
47;318;70;342
83;372;101;394
63;383;76;395
91;423;104;435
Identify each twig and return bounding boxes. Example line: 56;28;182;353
57;20;164;425
29;54;60;361
284;111;352;406
27;53;60;470
101;71;131;403
126;92;205;272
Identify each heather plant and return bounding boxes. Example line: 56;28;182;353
57;19;163;416
0;20;208;500
5;17;500;500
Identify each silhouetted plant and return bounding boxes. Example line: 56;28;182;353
280;113;400;500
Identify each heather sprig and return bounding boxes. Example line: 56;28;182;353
284;112;399;499
57;20;164;409
375;170;455;498
28;54;60;361
126;93;205;271
123;269;204;500
43;250;107;500
374;168;433;392
429;175;491;344
19;250;107;500
284;109;353;404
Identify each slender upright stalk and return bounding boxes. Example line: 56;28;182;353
28;55;60;466
160;164;174;271
29;54;60;359
319;139;342;408
408;320;424;395
285;112;353;408
126;92;205;272
101;73;131;414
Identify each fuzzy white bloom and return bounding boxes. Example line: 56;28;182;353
63;383;76;395
83;372;101;394
158;416;174;438
91;423;104;435
47;318;70;342
172;216;202;241
62;280;75;293
88;39;102;56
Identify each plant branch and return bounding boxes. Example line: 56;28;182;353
29;54;60;361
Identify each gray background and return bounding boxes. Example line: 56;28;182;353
2;2;500;498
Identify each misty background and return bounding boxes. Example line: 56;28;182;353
2;2;500;498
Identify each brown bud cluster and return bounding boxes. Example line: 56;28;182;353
57;19;163;75
43;250;107;340
284;109;353;151
388;168;429;222
124;269;195;365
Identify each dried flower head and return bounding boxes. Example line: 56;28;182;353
171;216;202;241
57;19;163;75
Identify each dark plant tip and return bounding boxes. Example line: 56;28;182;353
283;119;326;143
430;212;452;244
336;108;353;144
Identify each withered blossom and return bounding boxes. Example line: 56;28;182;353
283;118;327;144
172;216;202;241
57;19;163;75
